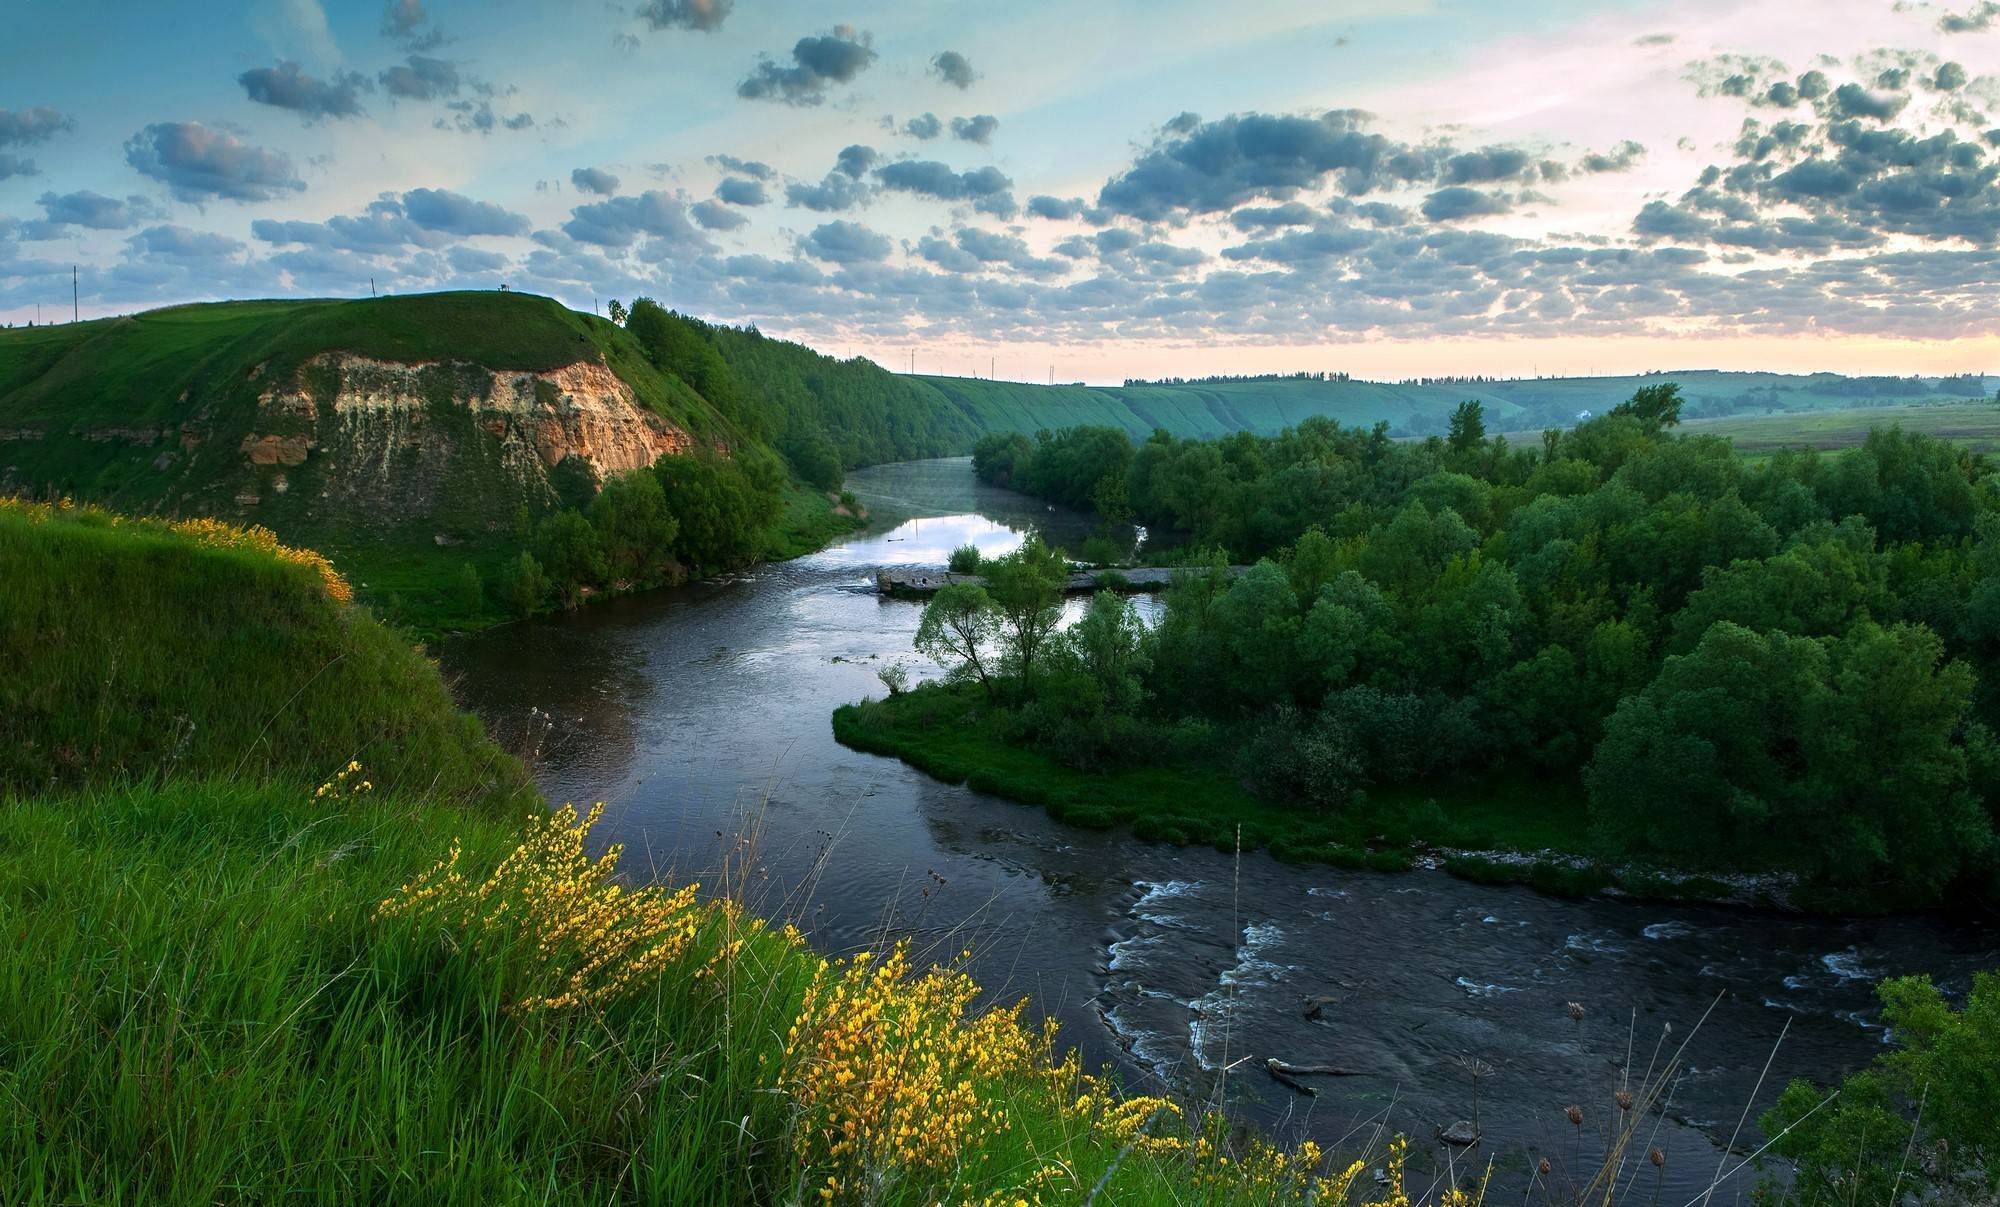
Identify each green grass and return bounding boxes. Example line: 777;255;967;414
1682;402;2000;456
832;682;1590;867
0;487;1474;1205
0;502;532;805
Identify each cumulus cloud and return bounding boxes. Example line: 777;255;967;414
1420;187;1513;221
379;55;460;100
0;155;38;180
127;224;244;261
1096;110;1395;220
801;220;891;262
1229;202;1317;230
710;153;773;180
563;189;710;249
738;28;877;105
1579;140;1646;173
30;190;163;234
835;144;879;178
716;177;768;205
124;122;305;203
1937;1;1999;32
690;199;748;231
239;61;369;120
640;0;733;32
572;166;621;196
401;188;530;236
876;160;1015;216
931;51;977;89
786;171;873;212
1027;195;1085;220
902;113;943;140
0;107;72;147
951;115;999;144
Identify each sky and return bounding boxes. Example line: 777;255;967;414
3;0;2000;382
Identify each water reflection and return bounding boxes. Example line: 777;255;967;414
440;458;1996;1197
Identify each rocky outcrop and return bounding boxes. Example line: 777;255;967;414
232;353;697;528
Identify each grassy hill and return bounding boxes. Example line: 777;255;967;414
915;369;1993;441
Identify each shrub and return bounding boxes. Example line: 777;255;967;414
948;542;983;574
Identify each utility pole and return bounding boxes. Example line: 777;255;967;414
991;355;995;381
370;277;376;297
72;266;78;323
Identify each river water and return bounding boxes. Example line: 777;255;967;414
441;457;1996;1198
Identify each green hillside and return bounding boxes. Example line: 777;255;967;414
915;369;1993;441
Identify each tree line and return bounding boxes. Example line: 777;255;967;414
949;386;2000;906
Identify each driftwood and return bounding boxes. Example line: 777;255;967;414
1265;1061;1317;1096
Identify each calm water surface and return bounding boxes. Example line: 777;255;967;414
442;457;1996;1197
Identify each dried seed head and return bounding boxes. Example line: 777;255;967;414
1566;1104;1585;1127
1538;1157;1553;1176
1615;1089;1634;1111
1566;1001;1585;1022
1649;1146;1666;1168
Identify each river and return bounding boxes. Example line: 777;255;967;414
441;457;1996;1198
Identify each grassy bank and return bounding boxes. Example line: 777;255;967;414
831;682;1630;881
2;498;1487;1204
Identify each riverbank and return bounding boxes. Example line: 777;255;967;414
834;681;1798;908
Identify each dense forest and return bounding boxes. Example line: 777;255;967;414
930;386;2000;907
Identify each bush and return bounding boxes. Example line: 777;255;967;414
498;550;547;616
948;543;983;574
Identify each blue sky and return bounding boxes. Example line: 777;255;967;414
3;0;2000;380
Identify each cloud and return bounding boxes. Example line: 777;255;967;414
786;171;872;211
572;167;621;196
400;188;530;236
1229;202;1317;230
1420;187;1513;221
124;122;305;203
563;189;710;248
835;145;879;179
710;153;773;180
0;107;72;147
1938;2;1999;32
801;220;891;262
932;51;977;90
1441;146;1536;184
379;55;460;100
690;199;748;231
902;113;943;140
876;160;1015;216
1028;195;1085;220
31;190;163;233
951;115;998;145
716;177;768;206
1096;110;1393;220
127;224;244;261
238;61;369;120
738;29;877;105
1826;82;1907;122
448;245;509;273
0;155;37;181
639;0;733;32
1579;140;1646;173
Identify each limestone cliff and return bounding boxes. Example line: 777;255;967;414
232;353;696;536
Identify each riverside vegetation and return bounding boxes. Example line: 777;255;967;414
2;495;1522;1204
843;386;2000;913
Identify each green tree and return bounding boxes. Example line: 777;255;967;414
947;543;983;574
1446;400;1486;453
606;298;627;325
531;510;607;606
1066;590;1150;712
589;469;678;584
1610;382;1683;432
497;550;547;616
914;582;1000;695
983;538;1068;688
455;562;483;616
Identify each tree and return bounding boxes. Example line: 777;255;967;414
531;510;607;606
1610;382;1682;432
497;550;547;616
455;562;483;616
606;299;627;326
589;469;678;584
948;543;982;574
983;538;1069;687
914;582;999;695
1066;590;1149;712
1446;400;1486;453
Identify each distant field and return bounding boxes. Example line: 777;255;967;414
1682;403;2000;455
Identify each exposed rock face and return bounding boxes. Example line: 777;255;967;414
234;353;694;528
